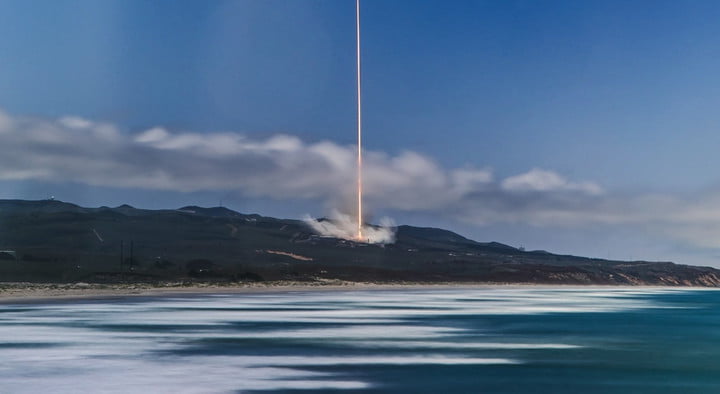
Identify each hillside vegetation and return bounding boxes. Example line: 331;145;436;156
0;199;719;286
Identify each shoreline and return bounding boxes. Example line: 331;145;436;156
1;280;718;304
0;281;514;304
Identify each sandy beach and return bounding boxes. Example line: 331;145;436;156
0;280;505;304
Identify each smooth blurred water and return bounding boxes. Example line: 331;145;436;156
1;287;719;393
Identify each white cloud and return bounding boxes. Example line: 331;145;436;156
0;109;12;132
58;116;93;129
0;110;498;205
58;115;119;140
135;127;169;143
502;168;603;195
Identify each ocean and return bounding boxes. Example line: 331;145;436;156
1;287;719;393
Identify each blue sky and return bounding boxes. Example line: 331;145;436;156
2;0;720;266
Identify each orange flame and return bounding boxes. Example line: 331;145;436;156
356;0;363;241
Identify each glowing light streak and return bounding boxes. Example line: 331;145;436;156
356;0;363;241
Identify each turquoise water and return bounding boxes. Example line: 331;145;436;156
1;287;719;393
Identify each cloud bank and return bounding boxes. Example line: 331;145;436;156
2;109;720;249
0;109;597;208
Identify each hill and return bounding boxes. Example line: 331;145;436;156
0;199;718;286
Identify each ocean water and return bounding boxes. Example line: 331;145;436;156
1;287;719;393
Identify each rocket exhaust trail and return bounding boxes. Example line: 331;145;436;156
356;0;363;241
303;0;396;245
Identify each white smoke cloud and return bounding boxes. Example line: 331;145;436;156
304;211;396;244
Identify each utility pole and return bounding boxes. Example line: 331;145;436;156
120;240;124;272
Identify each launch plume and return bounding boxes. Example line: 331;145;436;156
355;0;364;241
306;0;379;243
304;211;396;244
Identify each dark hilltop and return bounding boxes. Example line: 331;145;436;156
1;199;719;286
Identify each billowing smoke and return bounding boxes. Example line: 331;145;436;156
304;210;396;244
